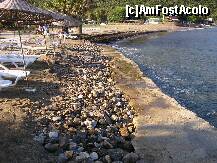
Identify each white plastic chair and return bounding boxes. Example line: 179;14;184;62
0;64;30;80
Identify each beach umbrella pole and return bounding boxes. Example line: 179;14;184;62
17;23;29;87
17;23;26;68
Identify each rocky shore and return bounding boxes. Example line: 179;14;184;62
102;40;217;163
82;30;167;43
2;28;217;163
0;41;141;163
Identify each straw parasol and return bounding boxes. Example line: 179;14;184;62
0;0;54;67
0;0;52;23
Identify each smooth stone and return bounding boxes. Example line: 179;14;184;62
104;155;112;163
49;131;59;140
111;115;118;121
99;119;106;125
77;147;84;153
59;137;68;148
116;102;122;107
84;119;97;129
69;142;77;150
33;133;45;144
95;161;103;163
68;127;77;133
107;148;125;161
52;116;61;121
128;126;134;133
119;127;129;137
58;153;68;163
90;152;99;161
122;153;139;163
45;143;59;152
78;95;83;99
76;152;90;162
102;140;114;149
64;151;74;159
73;117;81;125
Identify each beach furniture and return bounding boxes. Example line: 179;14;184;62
0;53;41;68
0;78;13;90
0;75;20;90
0;64;30;80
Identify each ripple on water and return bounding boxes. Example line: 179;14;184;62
113;28;217;127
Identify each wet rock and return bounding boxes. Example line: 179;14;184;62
45;143;59;152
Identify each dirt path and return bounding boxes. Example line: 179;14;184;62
103;45;217;163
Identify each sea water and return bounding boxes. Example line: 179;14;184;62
113;28;217;127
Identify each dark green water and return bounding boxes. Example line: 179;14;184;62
113;28;217;127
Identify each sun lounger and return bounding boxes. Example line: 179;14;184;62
0;78;13;89
0;53;41;68
22;45;53;51
0;74;22;90
0;64;30;80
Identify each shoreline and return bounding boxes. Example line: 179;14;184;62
82;30;168;43
102;44;217;162
1;26;217;162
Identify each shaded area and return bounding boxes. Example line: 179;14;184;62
0;58;62;162
0;104;54;163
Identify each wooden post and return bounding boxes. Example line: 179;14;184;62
75;25;82;34
78;24;82;34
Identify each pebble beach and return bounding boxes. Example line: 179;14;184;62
1;25;217;163
0;40;140;163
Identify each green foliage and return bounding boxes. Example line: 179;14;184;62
28;0;217;22
108;7;126;22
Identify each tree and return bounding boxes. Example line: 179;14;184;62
28;0;217;22
108;7;126;22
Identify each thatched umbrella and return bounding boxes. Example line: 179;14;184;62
0;0;53;22
0;0;53;67
49;11;82;27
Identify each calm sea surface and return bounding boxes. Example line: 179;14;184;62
113;28;217;127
